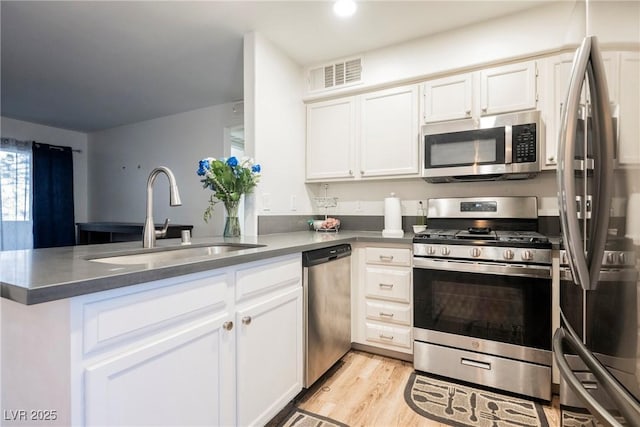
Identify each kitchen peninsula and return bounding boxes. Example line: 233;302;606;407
0;231;410;427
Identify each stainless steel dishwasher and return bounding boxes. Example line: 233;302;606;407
302;244;351;388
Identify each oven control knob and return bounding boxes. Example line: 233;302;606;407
503;249;514;260
618;252;626;265
521;250;534;261
606;252;615;265
470;247;482;258
441;247;450;256
427;246;436;255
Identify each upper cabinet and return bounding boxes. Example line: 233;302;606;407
618;51;640;166
359;85;420;177
306;97;357;181
423;60;538;123
542;50;638;170
306;84;420;182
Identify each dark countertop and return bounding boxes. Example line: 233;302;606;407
0;231;412;305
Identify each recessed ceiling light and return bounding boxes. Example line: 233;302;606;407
333;0;357;18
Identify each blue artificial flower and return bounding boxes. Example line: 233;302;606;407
197;159;210;176
251;164;261;173
226;156;238;167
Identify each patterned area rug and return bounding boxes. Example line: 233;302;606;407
279;408;349;427
562;407;624;427
405;372;549;427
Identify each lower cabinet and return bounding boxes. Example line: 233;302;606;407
1;254;302;427
352;243;413;357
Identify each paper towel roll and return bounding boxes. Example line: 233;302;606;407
382;193;404;238
625;193;640;245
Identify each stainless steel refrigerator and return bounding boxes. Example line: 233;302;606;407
554;11;640;427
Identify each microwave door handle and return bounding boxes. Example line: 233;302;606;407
585;36;615;287
558;36;591;290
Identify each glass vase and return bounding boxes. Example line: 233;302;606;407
223;201;241;238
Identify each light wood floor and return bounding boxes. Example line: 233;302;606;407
297;350;561;427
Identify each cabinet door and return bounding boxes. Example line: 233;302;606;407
84;315;234;427
306;97;357;180
618;52;640;165
423;73;473;122
480;61;538;115
236;287;303;427
360;85;420;177
545;54;575;168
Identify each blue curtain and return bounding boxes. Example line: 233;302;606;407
32;143;76;248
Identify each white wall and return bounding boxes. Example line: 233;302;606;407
250;1;639;221
0;116;89;224
244;32;308;232
88;103;242;238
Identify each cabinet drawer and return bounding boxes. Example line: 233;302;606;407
365;322;411;349
365;267;411;303
365;300;411;325
235;254;301;303
365;247;411;267
81;271;228;355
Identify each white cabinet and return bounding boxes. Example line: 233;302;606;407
360;85;420;177
423;73;473;122
306;84;420;182
618;51;640;165
480;61;538;116
2;255;302;427
543;50;634;170
423;61;538;123
234;257;303;427
76;270;235;427
352;244;413;356
306;97;357;180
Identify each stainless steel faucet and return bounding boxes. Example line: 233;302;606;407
143;166;182;248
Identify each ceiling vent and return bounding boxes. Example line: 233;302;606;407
308;57;362;92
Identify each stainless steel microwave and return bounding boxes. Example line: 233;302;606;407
422;110;542;183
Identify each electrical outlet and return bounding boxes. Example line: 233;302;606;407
290;195;297;211
355;200;363;212
262;193;271;211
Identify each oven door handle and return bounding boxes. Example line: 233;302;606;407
413;257;551;279
553;320;640;427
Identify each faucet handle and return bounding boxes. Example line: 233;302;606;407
155;218;170;239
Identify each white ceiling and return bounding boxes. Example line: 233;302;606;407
1;0;548;133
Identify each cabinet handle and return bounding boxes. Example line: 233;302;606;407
379;283;394;289
465;110;472;116
223;321;234;331
548;156;556;163
379;334;394;340
379;312;395;318
360;170;365;175
242;316;252;325
379;255;394;262
482;107;488;112
349;169;353;176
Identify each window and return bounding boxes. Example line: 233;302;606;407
0;138;33;250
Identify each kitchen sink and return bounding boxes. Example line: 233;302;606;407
87;243;265;265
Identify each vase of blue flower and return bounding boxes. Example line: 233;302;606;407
196;156;261;237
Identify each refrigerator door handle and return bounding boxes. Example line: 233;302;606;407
558;36;592;290
554;315;640;427
585;36;615;287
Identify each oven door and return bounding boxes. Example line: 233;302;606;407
413;257;552;355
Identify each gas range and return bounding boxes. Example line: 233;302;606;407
413;197;552;265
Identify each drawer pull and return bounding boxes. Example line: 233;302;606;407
379;334;394;340
379;283;394;289
223;321;234;331
461;358;491;370
379;255;394;262
379;312;395;318
242;316;252;325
